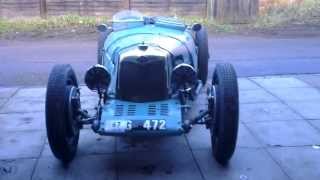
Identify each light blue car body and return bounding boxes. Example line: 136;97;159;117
97;13;199;136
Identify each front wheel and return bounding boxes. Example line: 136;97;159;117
208;63;239;165
45;64;81;163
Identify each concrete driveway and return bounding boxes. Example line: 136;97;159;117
1;75;320;180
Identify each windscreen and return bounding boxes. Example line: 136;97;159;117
112;10;144;22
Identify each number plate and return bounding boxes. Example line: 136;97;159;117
104;120;132;132
104;119;166;132
142;119;166;130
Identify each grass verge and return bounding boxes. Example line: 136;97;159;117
254;0;320;28
0;14;234;37
0;0;319;38
0;15;108;35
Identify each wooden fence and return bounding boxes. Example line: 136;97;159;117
0;0;259;23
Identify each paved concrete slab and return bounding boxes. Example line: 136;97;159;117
193;93;208;105
116;149;202;180
42;129;115;157
33;155;116;180
80;95;99;110
0;131;45;159
240;102;302;123
0;87;98;113
14;87;46;99
0;98;7;108
184;126;210;150
1;75;320;180
186;124;263;149
185;103;207;121
0;87;18;99
268;87;320;102
246;121;320;146
0;98;44;113
309;120;320;131
286;101;320;119
116;136;188;153
268;147;320;180
251;76;310;89
77;130;115;155
79;86;97;97
239;89;278;104
238;78;261;91
236;124;264;148
0;112;44;132
0;159;37;180
193;148;290;180
297;74;320;88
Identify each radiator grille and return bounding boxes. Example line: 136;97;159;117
160;103;169;116
113;103;169;116
127;104;136;116
115;104;124;116
148;104;157;116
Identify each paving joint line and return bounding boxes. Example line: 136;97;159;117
266;144;320;149
2;130;45;135
241;122;294;180
112;147;195;155
263;147;294;180
295;75;320;90
248;78;312;119
244;73;320;78
114;137;119;180
242;119;304;124
241;122;266;148
307;122;320;134
0;157;38;161
247;78;320;138
30;132;47;180
187;146;265;151
240;101;280;105
0;87;21;110
0;110;45;114
184;134;206;180
239;121;265;148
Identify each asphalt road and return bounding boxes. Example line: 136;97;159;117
0;35;320;86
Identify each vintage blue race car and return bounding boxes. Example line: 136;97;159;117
45;11;239;165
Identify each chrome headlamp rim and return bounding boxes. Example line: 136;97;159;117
171;63;197;87
84;64;111;92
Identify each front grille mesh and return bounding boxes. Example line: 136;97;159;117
148;104;157;116
127;104;136;116
160;104;169;116
113;103;169;116
115;104;124;116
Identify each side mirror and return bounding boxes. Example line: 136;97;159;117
192;23;202;32
97;24;108;32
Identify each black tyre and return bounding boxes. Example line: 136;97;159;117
45;64;81;163
210;63;239;165
97;30;111;64
195;27;209;85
